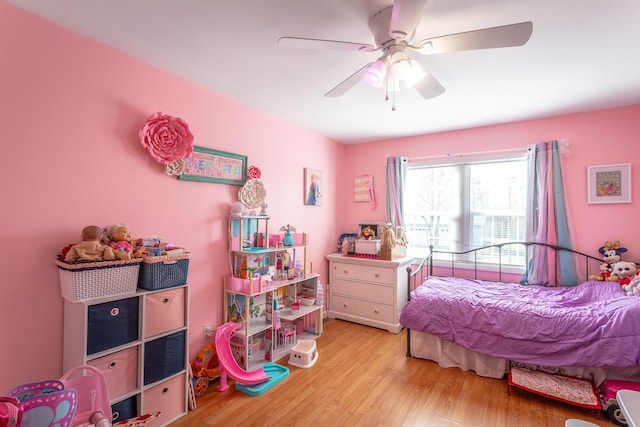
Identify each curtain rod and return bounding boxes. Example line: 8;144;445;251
408;147;526;162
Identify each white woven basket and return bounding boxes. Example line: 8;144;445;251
55;258;142;302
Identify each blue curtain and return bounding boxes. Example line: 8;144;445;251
385;156;407;228
521;141;578;287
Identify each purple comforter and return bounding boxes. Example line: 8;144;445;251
399;277;640;368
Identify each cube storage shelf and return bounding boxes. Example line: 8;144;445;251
225;214;323;371
63;284;189;426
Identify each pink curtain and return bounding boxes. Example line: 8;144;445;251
385;156;407;228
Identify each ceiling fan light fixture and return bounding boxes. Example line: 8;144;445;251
363;59;387;88
403;59;427;88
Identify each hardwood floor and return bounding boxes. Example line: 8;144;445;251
171;319;614;426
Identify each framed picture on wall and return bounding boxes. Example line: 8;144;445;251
587;163;631;204
304;168;322;206
178;146;247;185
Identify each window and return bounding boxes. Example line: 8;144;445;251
404;156;527;266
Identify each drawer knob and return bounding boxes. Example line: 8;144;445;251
343;303;348;308
374;273;380;278
162;297;170;304
343;269;348;274
162;387;169;394
109;361;118;369
374;309;379;313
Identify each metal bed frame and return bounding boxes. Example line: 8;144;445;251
405;241;603;357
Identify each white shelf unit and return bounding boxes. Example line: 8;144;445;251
224;214;323;370
62;285;189;426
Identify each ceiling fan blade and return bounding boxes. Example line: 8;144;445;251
278;37;375;52
389;0;429;40
324;63;373;97
416;21;533;54
414;71;445;99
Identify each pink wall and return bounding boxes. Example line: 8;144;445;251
0;1;344;391
3;0;640;393
343;106;640;261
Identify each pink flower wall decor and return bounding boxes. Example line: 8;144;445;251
247;165;262;179
139;112;194;164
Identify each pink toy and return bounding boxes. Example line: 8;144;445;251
215;322;270;391
7;380;78;427
600;379;640;425
6;366;160;427
60;365;112;427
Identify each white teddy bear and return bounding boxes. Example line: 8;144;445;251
625;273;640;296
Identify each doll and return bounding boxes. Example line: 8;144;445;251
103;224;144;260
380;223;397;251
359;226;376;240
64;225;116;262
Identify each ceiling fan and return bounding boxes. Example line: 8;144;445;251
278;0;533;102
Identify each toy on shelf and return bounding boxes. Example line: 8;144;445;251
359;226;376;240
280;224;296;246
64;225;116;262
103;224;144;260
278;323;297;347
379;223;408;260
190;344;220;397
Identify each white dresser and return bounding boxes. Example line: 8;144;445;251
325;254;412;333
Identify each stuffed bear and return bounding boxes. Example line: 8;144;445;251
588;240;627;282
626;274;640;296
611;261;637;290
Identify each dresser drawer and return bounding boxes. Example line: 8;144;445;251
331;278;394;304
142;374;186;427
88;346;138;400
144;287;185;338
331;294;394;324
331;262;395;285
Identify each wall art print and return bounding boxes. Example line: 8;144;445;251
587;163;631;204
178;146;247;185
304;168;322;206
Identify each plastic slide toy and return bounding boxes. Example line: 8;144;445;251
215;322;270;391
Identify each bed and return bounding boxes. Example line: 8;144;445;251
400;242;640;385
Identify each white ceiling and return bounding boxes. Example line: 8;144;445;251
9;0;640;144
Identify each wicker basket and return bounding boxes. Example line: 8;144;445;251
55;258;142;302
138;253;190;290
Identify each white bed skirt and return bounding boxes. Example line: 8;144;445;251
409;330;640;385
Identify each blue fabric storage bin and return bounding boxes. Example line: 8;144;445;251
111;395;138;424
138;256;189;291
87;297;139;355
143;330;185;385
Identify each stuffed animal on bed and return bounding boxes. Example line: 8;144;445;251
625;273;640;296
611;261;638;291
588;240;627;282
